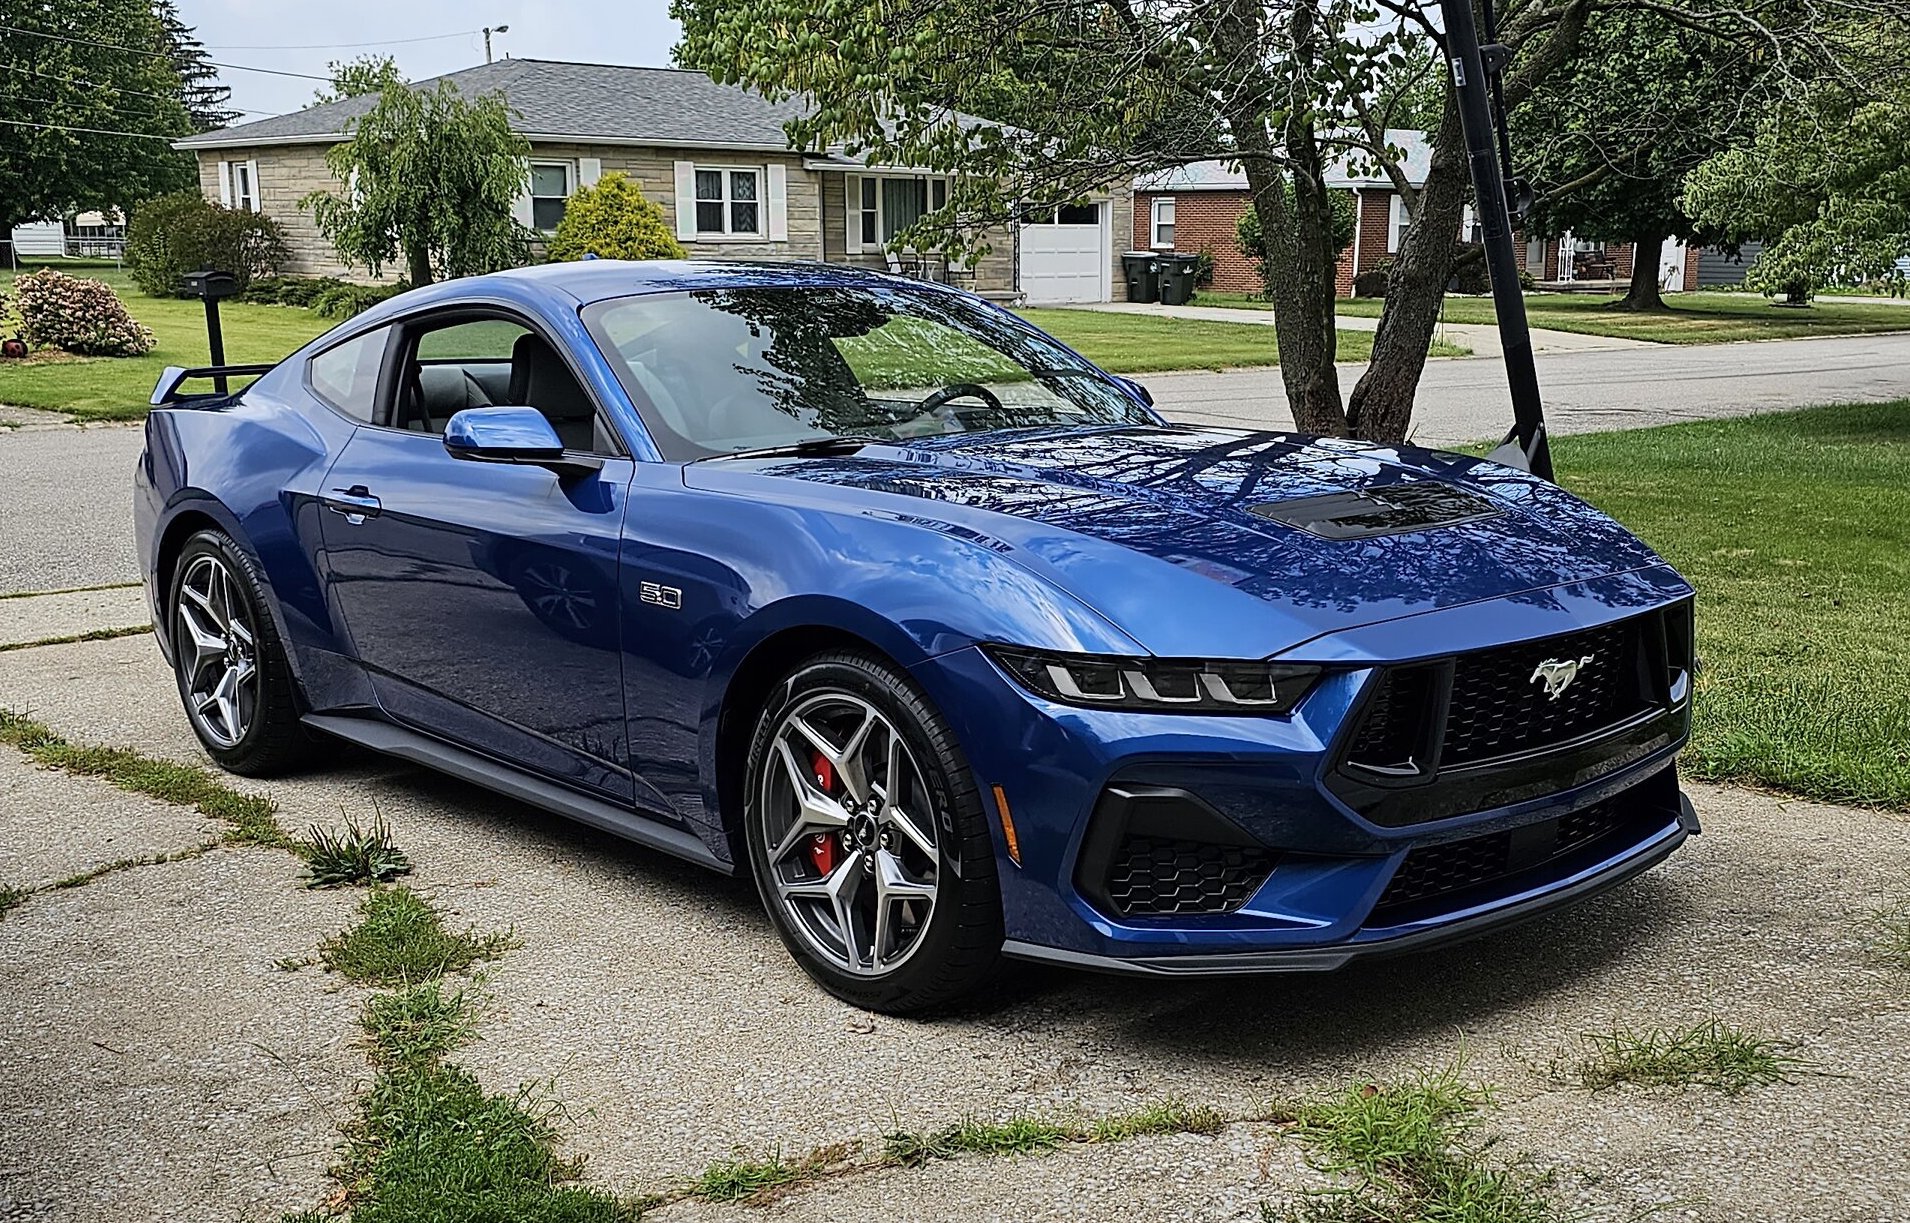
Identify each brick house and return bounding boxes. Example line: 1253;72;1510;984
173;59;1133;304
1133;133;1682;297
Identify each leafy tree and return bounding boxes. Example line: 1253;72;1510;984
0;0;196;244
546;172;686;261
1685;71;1910;302
304;79;532;286
155;0;237;132
311;55;406;107
674;0;1888;444
1511;13;1764;311
1238;187;1354;299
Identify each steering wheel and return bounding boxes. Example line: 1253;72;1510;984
918;382;1004;416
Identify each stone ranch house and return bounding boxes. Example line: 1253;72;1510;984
174;59;1134;305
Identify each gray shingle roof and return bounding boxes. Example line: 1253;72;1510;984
175;59;818;151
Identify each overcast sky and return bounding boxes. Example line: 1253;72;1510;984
177;0;683;120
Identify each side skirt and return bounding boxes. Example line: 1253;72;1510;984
302;713;733;875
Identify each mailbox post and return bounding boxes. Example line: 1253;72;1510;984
180;269;241;394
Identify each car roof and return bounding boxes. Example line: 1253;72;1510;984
462;258;911;306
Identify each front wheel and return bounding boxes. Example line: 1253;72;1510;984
168;530;316;776
743;650;1003;1013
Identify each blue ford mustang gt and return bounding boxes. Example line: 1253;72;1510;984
135;260;1698;1012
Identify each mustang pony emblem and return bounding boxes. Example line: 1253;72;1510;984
1530;655;1595;700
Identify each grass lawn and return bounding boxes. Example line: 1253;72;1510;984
1019;307;1466;374
0;265;331;422
1196;288;1910;344
1554;401;1909;808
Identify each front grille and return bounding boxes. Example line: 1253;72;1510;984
1104;835;1274;917
1368;796;1637;925
1344;664;1436;773
1442;622;1647;766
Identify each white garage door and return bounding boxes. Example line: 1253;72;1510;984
1019;203;1108;304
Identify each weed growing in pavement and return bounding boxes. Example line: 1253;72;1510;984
361;980;476;1070
318;886;515;985
885;1115;1072;1166
299;810;412;888
1266;1067;1557;1223
0;883;26;919
1572;1020;1803;1095
1088;1099;1230;1142
0;708;287;846
689;1150;811;1201
1872;898;1910;970
0;624;152;653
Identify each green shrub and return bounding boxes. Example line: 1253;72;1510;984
546;171;685;262
312;281;407;318
8;269;155;356
1448;242;1492;294
1238;188;1356;298
125;191;288;298
1353;257;1395;298
1192;248;1216;288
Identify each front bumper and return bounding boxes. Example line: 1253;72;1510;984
1002;790;1698;975
911;577;1697;972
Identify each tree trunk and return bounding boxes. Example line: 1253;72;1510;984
1611;231;1666;310
1236;126;1346;437
406;244;433;287
1345;92;1471;443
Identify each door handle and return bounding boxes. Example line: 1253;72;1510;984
323;485;382;523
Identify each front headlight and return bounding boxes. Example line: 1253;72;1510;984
983;645;1321;715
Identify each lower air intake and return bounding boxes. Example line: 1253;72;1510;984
1104;835;1274;917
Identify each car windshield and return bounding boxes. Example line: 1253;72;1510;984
581;285;1151;460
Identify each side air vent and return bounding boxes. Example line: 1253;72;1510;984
1249;480;1503;541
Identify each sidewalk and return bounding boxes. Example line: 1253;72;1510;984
1073;300;1659;358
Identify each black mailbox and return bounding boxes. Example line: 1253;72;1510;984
181;268;241;300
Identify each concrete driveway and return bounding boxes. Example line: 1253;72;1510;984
2;620;1908;1221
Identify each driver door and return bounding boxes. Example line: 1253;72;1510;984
318;310;638;801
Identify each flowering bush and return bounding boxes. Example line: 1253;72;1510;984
10;269;156;357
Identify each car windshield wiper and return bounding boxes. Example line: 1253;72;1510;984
698;434;895;462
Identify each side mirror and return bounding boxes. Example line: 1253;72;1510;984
443;406;601;479
1113;375;1154;408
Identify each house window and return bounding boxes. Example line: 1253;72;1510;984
529;162;571;231
694;168;763;236
1389;194;1411;253
227;161;259;212
1150;198;1175;248
850;175;953;250
1056;202;1099;225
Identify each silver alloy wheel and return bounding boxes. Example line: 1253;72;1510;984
760;691;940;976
175;553;259;749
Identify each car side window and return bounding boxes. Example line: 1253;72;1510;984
395;315;619;455
308;325;393;422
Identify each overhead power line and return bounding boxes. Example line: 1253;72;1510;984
0;117;181;141
0;23;334;81
205;31;480;51
9;64;278;115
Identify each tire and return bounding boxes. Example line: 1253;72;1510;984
168;529;317;777
743;649;1003;1013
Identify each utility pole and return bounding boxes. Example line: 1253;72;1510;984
483;24;510;64
1436;0;1554;481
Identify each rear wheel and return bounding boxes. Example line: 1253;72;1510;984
169;530;315;776
743;650;1003;1013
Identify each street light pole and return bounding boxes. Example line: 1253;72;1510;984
1435;0;1554;481
483;24;510;64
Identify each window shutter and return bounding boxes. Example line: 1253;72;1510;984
217;160;232;206
578;157;602;188
510;158;534;228
765;164;788;242
245;159;260;212
845;174;860;253
673;160;698;241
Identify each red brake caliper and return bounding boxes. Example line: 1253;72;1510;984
806;752;839;874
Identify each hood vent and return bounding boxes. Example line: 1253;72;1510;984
1248;480;1503;540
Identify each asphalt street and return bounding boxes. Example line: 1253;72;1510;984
3;331;1907;595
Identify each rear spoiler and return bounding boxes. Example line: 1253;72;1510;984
150;363;276;407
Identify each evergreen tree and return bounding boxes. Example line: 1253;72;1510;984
154;0;237;132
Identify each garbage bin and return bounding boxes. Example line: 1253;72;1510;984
1122;251;1161;304
1158;253;1200;305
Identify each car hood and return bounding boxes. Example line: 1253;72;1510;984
685;425;1678;658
